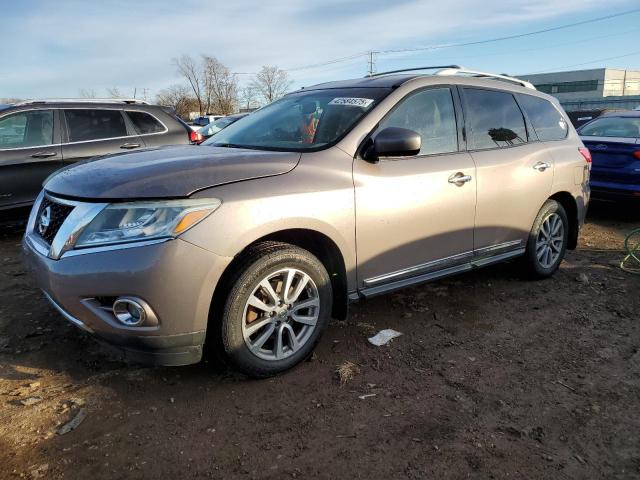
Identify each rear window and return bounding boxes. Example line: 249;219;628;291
126;111;166;134
579;116;640;138
463;88;527;150
518;95;568;141
65;109;127;142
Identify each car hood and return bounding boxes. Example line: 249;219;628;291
44;145;301;200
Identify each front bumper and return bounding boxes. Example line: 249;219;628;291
23;234;232;366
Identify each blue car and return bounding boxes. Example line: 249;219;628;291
578;111;640;199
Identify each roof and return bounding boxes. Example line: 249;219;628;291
601;110;640;117
302;74;421;90
300;66;534;92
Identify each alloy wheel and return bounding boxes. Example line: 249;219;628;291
241;268;320;361
535;212;564;269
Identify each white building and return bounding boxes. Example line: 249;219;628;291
520;68;640;112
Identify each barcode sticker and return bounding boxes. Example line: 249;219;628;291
328;97;374;108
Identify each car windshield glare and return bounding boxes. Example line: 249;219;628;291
203;88;390;151
579;116;640;138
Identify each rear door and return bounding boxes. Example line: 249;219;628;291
0;109;62;208
61;108;145;164
461;87;554;252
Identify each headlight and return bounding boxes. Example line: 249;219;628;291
74;198;221;248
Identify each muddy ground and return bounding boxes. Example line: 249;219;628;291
1;200;639;479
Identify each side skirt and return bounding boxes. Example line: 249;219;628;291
353;246;525;300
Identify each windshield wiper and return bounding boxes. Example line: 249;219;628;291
211;143;249;149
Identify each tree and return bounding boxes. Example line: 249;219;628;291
155;84;197;120
174;54;239;115
79;88;97;98
251;66;291;104
203;55;238;115
106;87;122;98
174;54;205;115
238;85;259;111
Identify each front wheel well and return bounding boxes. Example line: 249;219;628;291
549;191;579;249
212;229;348;322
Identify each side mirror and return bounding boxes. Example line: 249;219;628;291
364;127;421;162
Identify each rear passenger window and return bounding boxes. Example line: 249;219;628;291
126;111;165;134
463;88;527;150
518;95;568;141
65;109;127;142
379;87;458;155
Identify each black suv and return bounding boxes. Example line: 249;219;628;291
0;99;193;210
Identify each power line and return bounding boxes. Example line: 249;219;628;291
377;8;640;55
284;51;368;73
528;50;640;74
281;8;640;76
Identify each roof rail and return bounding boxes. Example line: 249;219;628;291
15;98;150;106
434;67;536;89
366;65;462;77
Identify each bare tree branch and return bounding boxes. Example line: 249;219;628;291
79;89;97;99
203;56;238;115
238;86;259;111
173;55;205;115
155;84;198;120
106;87;122;98
251;66;292;104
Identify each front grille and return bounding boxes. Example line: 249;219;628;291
35;197;74;245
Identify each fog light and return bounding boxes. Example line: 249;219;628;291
113;297;147;326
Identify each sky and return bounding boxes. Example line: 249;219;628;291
1;0;640;100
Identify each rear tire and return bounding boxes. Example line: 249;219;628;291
219;242;332;378
522;200;569;279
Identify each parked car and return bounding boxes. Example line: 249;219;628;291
192;113;249;143
578;111;640;199
23;67;590;377
0;99;195;210
192;114;224;127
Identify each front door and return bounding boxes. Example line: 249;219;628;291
0;109;62;209
354;87;477;294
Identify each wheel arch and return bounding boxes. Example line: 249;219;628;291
212;228;349;323
549;191;579;250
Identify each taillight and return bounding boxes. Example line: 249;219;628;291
579;147;592;169
633;150;640;160
190;131;204;144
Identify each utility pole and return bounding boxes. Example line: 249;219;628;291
367;51;378;76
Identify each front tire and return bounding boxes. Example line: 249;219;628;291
220;242;332;378
523;200;569;279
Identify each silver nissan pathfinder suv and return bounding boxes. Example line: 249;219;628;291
23;66;590;377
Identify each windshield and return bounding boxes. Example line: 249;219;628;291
200;116;238;136
203;87;391;151
579;116;640;138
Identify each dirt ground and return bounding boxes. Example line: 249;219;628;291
1;200;639;480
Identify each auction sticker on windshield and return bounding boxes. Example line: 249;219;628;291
328;97;374;108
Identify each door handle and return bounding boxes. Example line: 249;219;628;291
120;143;141;150
448;172;472;186
533;161;551;172
30;151;57;158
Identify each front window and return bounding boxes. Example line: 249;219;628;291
0;110;54;149
579;116;640;138
203;87;391;151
